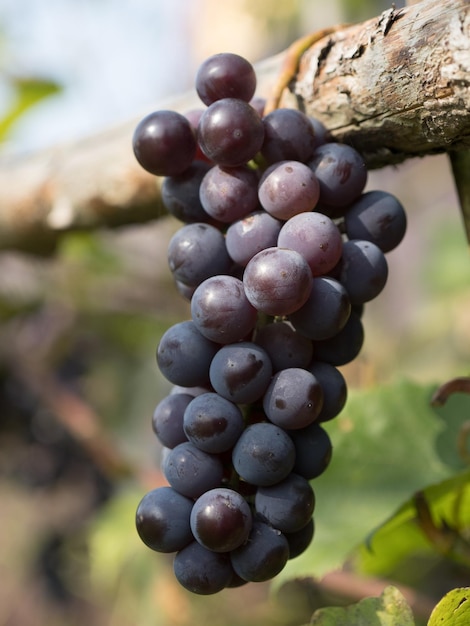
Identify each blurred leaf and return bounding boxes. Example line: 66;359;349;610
428;587;470;626
276;379;470;584
308;585;415;626
0;75;61;143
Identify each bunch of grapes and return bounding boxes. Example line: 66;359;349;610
133;52;407;595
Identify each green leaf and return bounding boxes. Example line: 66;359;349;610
276;379;470;584
0;75;61;143
428;588;470;626
309;585;415;626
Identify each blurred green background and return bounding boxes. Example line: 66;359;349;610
1;1;469;625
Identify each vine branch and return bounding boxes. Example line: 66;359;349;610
0;0;468;254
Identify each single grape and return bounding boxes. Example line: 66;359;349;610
162;161;213;223
289;422;333;480
196;53;257;105
243;247;313;316
230;520;289;582
285;517;315;559
308;361;347;422
156;320;219;387
258;161;320;220
312;310;364;366
174;541;234;594
262;367;323;429
184;108;212;163
209;341;272;404
199;164;260;223
167;222;231;287
344;190;407;253
135;486;194;553
232;422;295;486
190;488;252;552
183;392;244;453
225;210;283;267
277;211;343;276
255;473;315;533
289;276;351;341
190;275;257;344
339;239;388;305
133;110;196;176
198;98;265;167
152;393;192;448
309;142;367;208
254;321;313;372
261;108;317;164
163;441;224;498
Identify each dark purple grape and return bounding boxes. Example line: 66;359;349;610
133;110;196;176
190;275;257;344
190;488;252;552
250;96;266;117
308;361;347;422
163;441;224;498
161;161;213;223
258;161;320;220
199;164;260;223
184;108;212;163
289;422;332;480
277;211;343;276
254;321;313;372
156;320;219;387
198;98;265;166
339;239;388;305
262;367;323;429
310;116;330;148
135;486;193;553
230;520;289;582
344;190;407;253
196;53;257;105
183;392;244;453
309;142;367;208
232;422;295;486
174;541;234;594
225;210;283;267
209;342;272;404
289;277;351;341
261;108;317;165
167;222;231;287
255;473;315;533
285;517;315;559
152;393;192;448
312;310;364;366
243;247;313;316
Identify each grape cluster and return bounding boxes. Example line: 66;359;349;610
133;52;407;595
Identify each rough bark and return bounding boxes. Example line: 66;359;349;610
0;0;468;253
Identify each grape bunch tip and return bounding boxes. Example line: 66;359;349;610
132;50;408;596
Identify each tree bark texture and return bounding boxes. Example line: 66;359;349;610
0;0;468;253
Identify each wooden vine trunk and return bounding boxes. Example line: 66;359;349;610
0;0;468;253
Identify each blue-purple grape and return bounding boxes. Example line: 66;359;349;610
339;239;388;305
261;108;316;165
209;342;272;404
133;110;196;176
190;487;252;552
183;392;244;453
152;393;192;448
161;161;213;223
232;422;295;486
255;473;315;533
285;517;315;559
308;361;347;422
225;210;283;267
162;441;224;498
199;164;260;223
174;541;234;595
196;53;257;105
230;520;289;582
254;321;313;372
135;486;194;553
190;275;257;344
198;98;264;167
156;320;219;387
262;367;323;429
243;247;313;316
258;161;320;220
312;310;364;366
289;422;333;480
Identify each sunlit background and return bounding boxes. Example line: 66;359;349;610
0;2;468;626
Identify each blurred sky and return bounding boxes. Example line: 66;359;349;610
0;0;197;154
